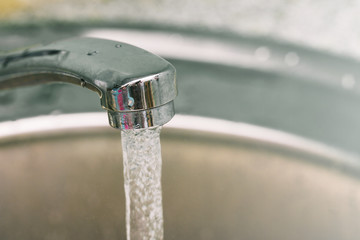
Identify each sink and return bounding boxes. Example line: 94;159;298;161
1;114;360;240
2;25;360;240
2;25;360;155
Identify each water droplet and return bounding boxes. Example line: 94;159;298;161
80;79;86;87
341;74;356;89
284;52;300;66
115;44;122;48
87;50;98;56
56;50;68;61
254;46;270;61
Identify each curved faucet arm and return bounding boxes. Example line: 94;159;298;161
0;37;177;129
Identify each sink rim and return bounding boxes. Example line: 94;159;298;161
0;112;358;167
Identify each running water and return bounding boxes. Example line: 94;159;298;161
121;127;164;240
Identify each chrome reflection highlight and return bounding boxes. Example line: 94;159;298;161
108;101;175;129
0;37;177;129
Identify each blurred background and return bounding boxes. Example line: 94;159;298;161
2;0;360;58
3;2;360;240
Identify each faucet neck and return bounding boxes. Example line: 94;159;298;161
0;37;177;129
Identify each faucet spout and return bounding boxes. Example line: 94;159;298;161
0;37;177;129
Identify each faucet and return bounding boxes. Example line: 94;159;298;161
0;37;177;130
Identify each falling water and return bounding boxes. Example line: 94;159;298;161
121;127;164;240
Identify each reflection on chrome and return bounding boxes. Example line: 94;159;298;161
0;37;177;130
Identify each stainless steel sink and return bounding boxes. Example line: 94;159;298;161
1;114;360;240
2;25;360;240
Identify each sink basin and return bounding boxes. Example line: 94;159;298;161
1;114;360;240
2;25;360;240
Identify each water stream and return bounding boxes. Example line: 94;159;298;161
121;127;164;240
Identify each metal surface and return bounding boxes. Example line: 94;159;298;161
0;37;177;129
0;117;360;240
2;26;360;155
108;101;175;129
1;25;360;239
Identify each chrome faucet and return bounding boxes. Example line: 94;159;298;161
0;37;177;129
